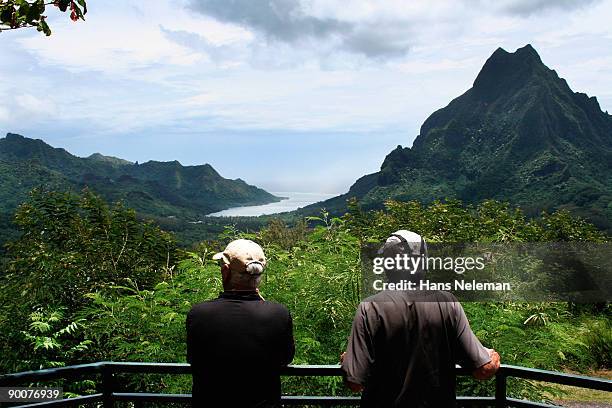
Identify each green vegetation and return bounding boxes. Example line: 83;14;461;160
0;190;609;403
303;45;612;232
0;0;86;36
0;189;176;372
0;133;281;248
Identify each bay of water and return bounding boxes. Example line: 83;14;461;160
206;192;337;217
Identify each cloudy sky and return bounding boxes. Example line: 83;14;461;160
1;0;611;193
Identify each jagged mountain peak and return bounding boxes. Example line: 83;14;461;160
513;43;540;58
482;44;543;72
304;44;612;231
415;43;611;150
3;132;44;146
1;132;75;161
471;44;548;101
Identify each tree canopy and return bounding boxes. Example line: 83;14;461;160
0;0;86;36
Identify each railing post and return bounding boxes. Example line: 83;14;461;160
101;363;115;408
495;371;507;408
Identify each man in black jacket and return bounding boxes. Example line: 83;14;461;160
186;239;295;408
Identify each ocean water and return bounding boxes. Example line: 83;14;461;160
206;192;337;217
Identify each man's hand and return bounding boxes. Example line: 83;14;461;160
346;381;365;393
473;348;500;380
340;351;364;393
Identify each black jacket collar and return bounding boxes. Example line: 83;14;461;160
219;290;262;301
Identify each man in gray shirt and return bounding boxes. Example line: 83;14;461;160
341;230;500;407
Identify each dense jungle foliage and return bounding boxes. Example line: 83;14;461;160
0;190;609;404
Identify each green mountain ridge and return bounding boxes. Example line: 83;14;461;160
304;44;612;230
0;133;281;243
87;152;133;166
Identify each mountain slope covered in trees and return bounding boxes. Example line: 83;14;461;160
0;133;280;243
305;45;612;230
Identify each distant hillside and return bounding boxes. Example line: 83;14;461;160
0;133;280;244
304;45;612;230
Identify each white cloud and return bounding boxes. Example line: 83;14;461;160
18;21;200;75
0;106;9;123
15;94;57;116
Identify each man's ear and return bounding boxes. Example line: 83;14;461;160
221;264;231;284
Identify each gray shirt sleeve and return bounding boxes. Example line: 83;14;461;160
341;302;377;385
453;301;491;369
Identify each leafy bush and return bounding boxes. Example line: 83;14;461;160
344;198;607;243
585;320;612;369
19;308;92;370
0;189;177;372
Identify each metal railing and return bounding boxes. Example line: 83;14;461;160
0;362;610;407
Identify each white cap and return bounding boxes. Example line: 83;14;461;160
213;239;267;275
